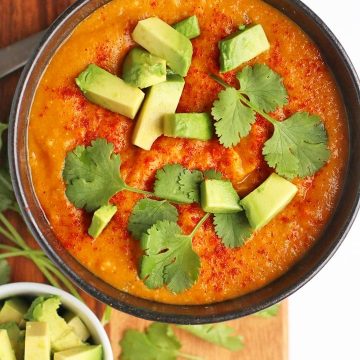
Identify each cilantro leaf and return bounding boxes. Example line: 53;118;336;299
178;169;204;203
178;324;244;351
204;169;223;180
0;260;11;285
0;123;16;212
154;164;193;204
212;87;255;148
255;303;280;318
146;323;181;352
214;212;252;248
120;323;181;360
263;112;330;178
63;138;126;212
128;199;178;240
0;122;8;151
140;220;200;293
0;167;17;213
237;64;288;112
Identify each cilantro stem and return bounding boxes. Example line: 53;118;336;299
0;226;15;242
0;213;28;249
0;249;44;259
238;93;276;125
0;244;21;252
210;74;231;89
178;352;203;360
0;246;61;288
189;213;210;238
123;185;154;197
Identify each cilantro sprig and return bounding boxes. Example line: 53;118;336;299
212;87;255;147
140;214;210;293
128;199;179;240
63;139;152;212
211;64;330;179
213;212;252;248
154;164;204;204
120;323;202;360
263;112;330;178
178;324;244;351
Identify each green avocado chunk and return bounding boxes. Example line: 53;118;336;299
173;15;201;39
241;173;298;230
54;345;103;360
219;24;270;72
0;322;20;355
75;64;145;119
64;313;90;342
200;179;242;213
0;329;16;360
122;47;166;89
163;113;213;141
24;322;51;360
132;17;193;76
132;75;185;150
88;204;117;239
25;296;84;352
0;298;28;326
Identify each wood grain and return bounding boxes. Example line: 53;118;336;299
0;1;288;359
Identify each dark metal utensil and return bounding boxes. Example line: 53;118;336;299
0;31;45;79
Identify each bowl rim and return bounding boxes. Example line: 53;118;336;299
0;282;113;359
7;0;360;324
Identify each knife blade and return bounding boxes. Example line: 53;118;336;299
0;30;46;79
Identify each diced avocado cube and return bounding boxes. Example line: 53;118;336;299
64;313;90;342
0;329;16;360
219;24;270;72
163;113;213;141
122;47;166;89
132;75;185;150
52;330;85;352
0;298;28;326
241;173;298;230
25;296;84;351
54;345;103;360
0;322;20;353
173;15;201;39
132;17;193;76
75;64;145;119
24;322;50;360
200;179;242;213
88;204;117;239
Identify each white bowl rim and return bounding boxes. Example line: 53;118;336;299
0;282;113;360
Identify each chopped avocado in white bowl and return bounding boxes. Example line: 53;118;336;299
0;283;112;360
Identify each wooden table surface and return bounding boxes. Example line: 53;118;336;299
0;1;288;359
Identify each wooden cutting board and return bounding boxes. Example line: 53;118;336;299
0;1;288;358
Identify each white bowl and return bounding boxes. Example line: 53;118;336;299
0;282;113;360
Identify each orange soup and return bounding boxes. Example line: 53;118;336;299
28;0;347;304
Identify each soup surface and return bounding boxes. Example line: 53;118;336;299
28;0;347;304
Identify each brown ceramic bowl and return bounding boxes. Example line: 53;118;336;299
8;0;360;323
